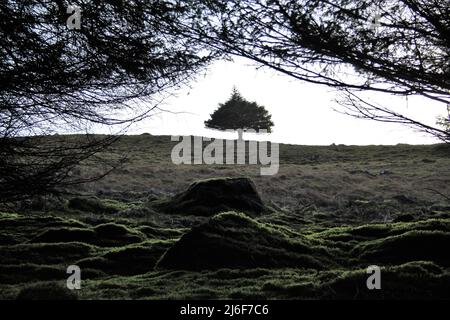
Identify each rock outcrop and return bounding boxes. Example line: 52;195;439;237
152;177;267;217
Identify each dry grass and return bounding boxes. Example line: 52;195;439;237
75;135;450;223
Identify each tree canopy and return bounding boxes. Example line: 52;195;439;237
205;88;274;135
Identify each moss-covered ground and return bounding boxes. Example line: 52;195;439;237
1;135;450;299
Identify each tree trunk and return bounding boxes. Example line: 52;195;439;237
237;129;243;141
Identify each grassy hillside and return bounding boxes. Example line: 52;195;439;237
1;134;450;299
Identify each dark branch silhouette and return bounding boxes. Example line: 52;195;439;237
0;1;215;202
182;0;450;141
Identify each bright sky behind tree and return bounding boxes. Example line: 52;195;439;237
125;57;445;145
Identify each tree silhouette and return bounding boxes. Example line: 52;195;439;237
205;87;274;140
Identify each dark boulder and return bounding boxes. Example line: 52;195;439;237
152;177;267;217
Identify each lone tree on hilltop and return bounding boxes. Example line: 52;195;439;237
205;87;274;140
187;0;450;142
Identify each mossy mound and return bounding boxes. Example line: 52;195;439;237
0;264;65;284
93;223;144;246
77;241;174;275
156;212;334;270
355;231;450;266
0;213;88;244
0;242;95;265
258;261;450;299
93;222;130;235
137;225;187;240
30;223;144;247
67;197;127;214
317;261;450;299
152;177;267;217
312;218;450;241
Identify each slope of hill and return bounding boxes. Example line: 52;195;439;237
1;134;450;299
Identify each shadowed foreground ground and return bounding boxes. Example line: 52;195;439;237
1;134;450;299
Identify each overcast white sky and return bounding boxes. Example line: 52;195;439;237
127;57;445;146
